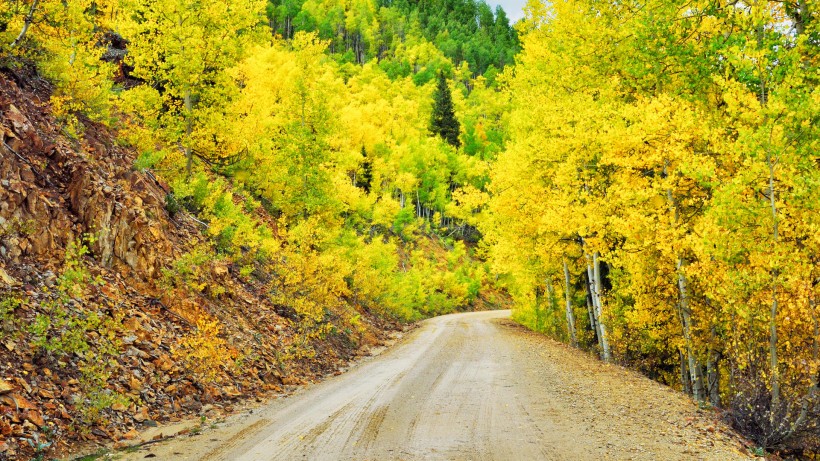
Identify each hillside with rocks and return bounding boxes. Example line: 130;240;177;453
0;69;404;460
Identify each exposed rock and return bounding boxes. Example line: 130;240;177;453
0;70;400;461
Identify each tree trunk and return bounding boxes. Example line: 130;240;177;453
677;258;704;401
768;152;780;409
707;341;722;407
792;0;808;36
665;162;703;401
184;88;193;180
680;349;692;396
706;325;723;407
10;0;39;49
592;252;611;361
585;286;598;348
585;250;610;361
563;260;578;347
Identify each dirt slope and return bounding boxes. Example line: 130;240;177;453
121;310;754;461
0;68;399;460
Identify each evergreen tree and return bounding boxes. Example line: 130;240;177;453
357;146;373;193
429;72;461;147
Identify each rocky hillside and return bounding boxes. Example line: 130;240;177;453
0;68;400;460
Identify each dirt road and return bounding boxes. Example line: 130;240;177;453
119;311;752;460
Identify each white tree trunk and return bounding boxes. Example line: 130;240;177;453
677;258;704;401
585;287;598;347
585;258;602;352
10;0;39;48
563;260;578;347
592;252;611;361
665;165;703;401
584;250;610;362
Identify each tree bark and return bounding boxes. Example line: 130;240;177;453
665;162;703;401
10;0;39;49
563;260;578;347
592;252;611;361
768;152;780;409
584;258;601;352
791;0;808;36
584;248;610;361
585;286;598;347
677;258;704;401
184;88;193;180
680;349;692;396
707;325;722;407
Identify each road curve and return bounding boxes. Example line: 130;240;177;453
122;310;751;461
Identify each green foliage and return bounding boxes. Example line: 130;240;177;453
133;150;166;171
429;72;461;147
265;0;518;76
29;238;104;356
58;236;102;298
0;296;21;340
25;237;130;425
0;218;36;238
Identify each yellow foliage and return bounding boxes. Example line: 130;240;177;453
174;319;237;384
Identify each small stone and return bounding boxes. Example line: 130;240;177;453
129;376;142;391
38;388;54;399
112;401;127;412
134;407;149;422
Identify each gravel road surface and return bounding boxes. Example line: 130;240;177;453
119;310;752;461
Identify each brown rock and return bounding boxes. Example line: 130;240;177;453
13;377;31;394
111;401;127;412
133;407;149;422
24;410;44;427
38;388;54;399
0;419;12;436
123;316;142;332
0;268;18;287
0;393;36;410
129;376;142;391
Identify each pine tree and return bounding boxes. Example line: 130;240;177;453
429;72;461;148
